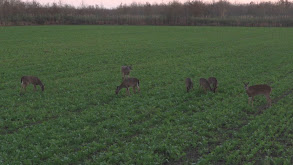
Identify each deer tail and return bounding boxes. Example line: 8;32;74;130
137;80;140;87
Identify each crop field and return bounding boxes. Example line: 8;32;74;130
0;25;293;164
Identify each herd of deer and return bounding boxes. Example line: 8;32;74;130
20;65;272;108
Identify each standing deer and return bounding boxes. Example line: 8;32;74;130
208;77;218;93
116;78;140;95
21;76;44;92
199;78;212;93
243;82;272;107
185;78;193;92
121;66;132;80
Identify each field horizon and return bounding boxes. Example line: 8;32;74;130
0;25;292;164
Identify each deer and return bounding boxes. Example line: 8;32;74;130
20;76;44;92
208;77;218;93
243;82;272;107
116;77;140;95
121;66;132;80
185;78;193;92
199;78;212;93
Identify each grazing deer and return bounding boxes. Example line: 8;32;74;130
208;77;218;93
121;66;132;80
243;82;272;107
199;78;212;93
21;76;44;92
116;78;140;95
185;78;193;92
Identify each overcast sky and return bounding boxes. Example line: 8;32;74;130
29;0;278;8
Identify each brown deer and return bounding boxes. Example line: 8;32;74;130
21;76;44;92
185;78;193;92
121;66;132;80
199;78;212;93
208;77;218;93
116;78;140;95
243;82;272;107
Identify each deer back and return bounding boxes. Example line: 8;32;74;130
200;78;212;90
21;76;42;85
122;78;139;87
247;84;271;96
208;77;218;92
208;77;217;87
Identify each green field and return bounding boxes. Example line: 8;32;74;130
0;26;293;164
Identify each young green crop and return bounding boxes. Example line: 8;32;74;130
0;26;292;164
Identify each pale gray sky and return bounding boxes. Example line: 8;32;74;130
29;0;279;8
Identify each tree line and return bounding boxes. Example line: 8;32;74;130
1;0;293;26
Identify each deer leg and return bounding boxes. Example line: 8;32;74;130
127;88;130;95
266;95;271;107
135;82;140;92
251;96;254;107
21;83;27;92
20;85;24;93
34;85;37;91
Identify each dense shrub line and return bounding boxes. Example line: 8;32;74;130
1;0;293;26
